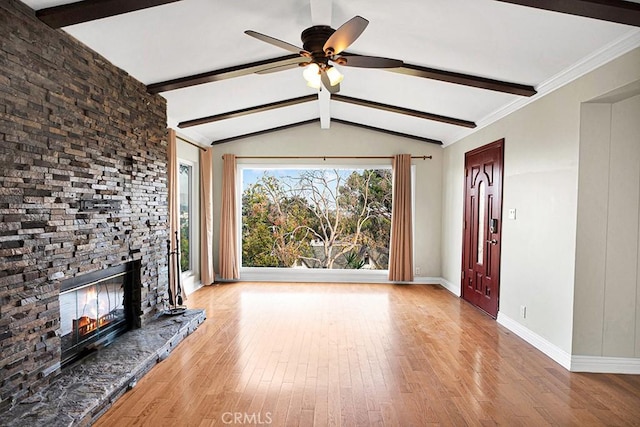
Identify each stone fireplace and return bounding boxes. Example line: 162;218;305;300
59;261;141;367
0;0;170;411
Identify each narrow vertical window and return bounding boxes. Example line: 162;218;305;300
477;180;485;265
179;163;192;272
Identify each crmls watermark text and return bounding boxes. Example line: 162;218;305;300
221;412;273;425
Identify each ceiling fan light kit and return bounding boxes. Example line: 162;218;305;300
303;63;322;88
325;66;344;86
245;15;403;93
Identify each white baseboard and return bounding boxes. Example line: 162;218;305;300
570;355;640;374
414;276;442;285
437;278;460;296
496;313;640;374
497;312;572;370
239;268;443;285
240;268;388;283
237;269;456;291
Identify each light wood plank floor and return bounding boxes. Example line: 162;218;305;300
95;283;640;426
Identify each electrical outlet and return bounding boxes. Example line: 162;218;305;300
415;267;421;275
520;305;527;319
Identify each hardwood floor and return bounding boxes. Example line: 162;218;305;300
95;283;640;426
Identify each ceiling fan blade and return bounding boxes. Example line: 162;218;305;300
245;30;310;56
255;61;308;75
321;72;340;94
335;55;403;69
323;16;369;56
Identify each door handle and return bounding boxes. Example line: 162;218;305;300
487;239;498;245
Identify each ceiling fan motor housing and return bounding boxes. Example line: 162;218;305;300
301;25;335;66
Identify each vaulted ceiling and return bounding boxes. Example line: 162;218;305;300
22;0;640;146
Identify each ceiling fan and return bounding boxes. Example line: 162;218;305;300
245;16;403;94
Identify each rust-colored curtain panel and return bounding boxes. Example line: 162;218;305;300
167;129;180;300
388;154;414;282
200;148;215;285
219;154;239;280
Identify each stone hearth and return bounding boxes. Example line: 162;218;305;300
0;310;205;427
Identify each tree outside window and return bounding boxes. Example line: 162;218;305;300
179;163;192;272
242;168;392;270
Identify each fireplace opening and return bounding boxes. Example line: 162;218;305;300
59;261;140;367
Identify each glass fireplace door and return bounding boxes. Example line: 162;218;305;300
59;272;128;364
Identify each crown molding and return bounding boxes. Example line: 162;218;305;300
445;29;640;147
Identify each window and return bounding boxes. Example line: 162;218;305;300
241;167;392;270
178;163;192;272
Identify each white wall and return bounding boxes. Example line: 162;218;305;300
210;121;443;279
441;47;640;355
574;92;640;357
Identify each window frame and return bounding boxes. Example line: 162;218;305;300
237;162;415;281
178;160;195;275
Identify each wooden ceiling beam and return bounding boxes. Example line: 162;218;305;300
211;119;319;145
181;93;474;130
36;0;182;29
388;63;537;97
150;54;536;97
494;0;640;27
209;118;442;146
331;119;443;145
332;95;477;128
179;95;317;128
334;52;536;96
147;55;302;94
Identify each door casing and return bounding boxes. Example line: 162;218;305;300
461;139;504;318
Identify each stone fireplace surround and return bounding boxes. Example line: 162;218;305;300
0;0;184;413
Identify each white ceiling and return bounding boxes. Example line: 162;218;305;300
23;0;640;146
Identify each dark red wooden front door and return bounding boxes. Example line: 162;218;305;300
462;139;504;318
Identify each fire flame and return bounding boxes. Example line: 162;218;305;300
76;286;117;336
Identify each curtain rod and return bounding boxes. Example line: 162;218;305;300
176;135;206;152
227;155;432;160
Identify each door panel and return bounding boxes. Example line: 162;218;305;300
462;139;504;318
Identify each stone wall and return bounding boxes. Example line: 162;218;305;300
0;0;169;410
